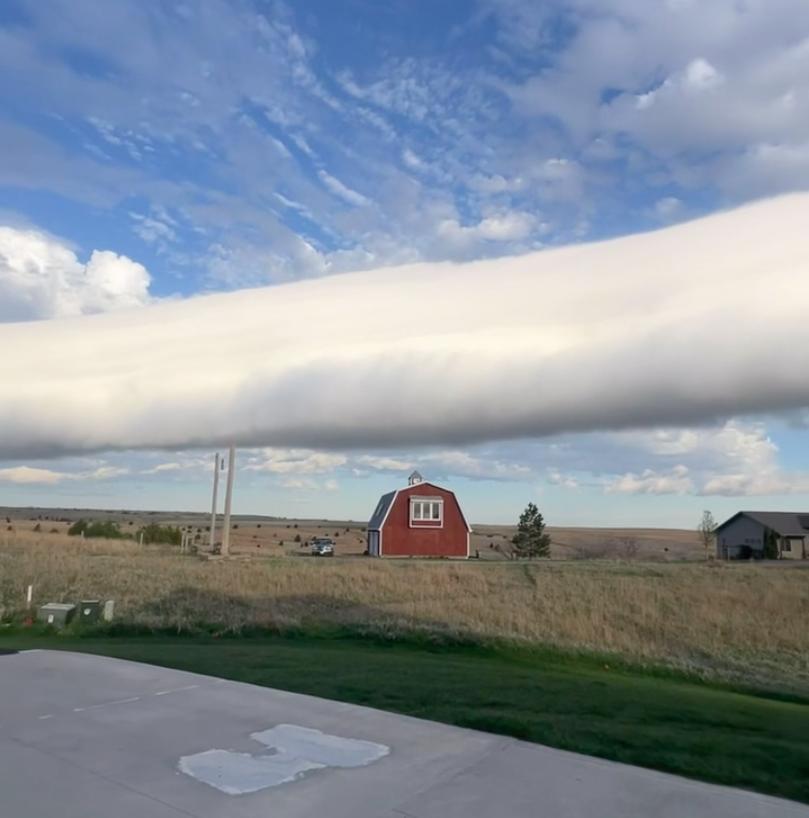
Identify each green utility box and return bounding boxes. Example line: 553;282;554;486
37;603;76;629
78;600;102;624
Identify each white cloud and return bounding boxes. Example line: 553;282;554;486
317;170;370;207
438;210;537;244
279;476;339;491
419;450;531;480
0;466;67;485
246;449;348;475
654;197;684;222
356;455;415;471
605;465;694;495
0;226;151;321
1;195;809;457
0;464;129;484
547;469;579;489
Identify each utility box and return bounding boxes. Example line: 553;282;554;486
102;599;115;622
37;603;76;628
78;600;101;624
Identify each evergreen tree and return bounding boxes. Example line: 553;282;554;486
511;502;551;559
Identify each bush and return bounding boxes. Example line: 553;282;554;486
32;523;41;532
294;534;302;543
136;523;182;545
68;519;130;539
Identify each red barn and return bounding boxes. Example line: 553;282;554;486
367;471;471;558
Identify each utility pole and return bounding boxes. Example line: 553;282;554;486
221;445;236;556
209;452;220;549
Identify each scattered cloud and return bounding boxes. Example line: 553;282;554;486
317;170;370;207
0;464;129;484
279;476;339;491
246;449;348;475
605;465;694;495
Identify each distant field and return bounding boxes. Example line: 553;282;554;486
0;505;704;560
1;516;806;695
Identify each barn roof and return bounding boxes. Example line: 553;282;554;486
368;490;396;531
717;511;809;537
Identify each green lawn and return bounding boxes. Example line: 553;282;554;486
2;630;808;805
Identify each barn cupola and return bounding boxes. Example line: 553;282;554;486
408;470;423;486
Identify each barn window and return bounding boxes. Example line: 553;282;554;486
410;497;443;526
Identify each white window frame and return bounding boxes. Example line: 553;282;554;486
410;497;443;527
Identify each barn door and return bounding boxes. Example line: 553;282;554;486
368;531;380;557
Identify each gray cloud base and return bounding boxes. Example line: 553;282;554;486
1;194;807;458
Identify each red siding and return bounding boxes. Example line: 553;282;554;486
381;483;468;558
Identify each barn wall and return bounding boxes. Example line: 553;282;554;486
382;484;468;558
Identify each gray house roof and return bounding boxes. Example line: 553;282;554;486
368;490;396;531
717;511;809;537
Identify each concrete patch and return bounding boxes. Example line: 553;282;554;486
178;748;323;795
179;723;390;794
251;724;390;767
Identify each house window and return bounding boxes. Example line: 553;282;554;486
410;498;443;525
783;540;792;552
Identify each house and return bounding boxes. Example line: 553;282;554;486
715;511;809;560
366;471;470;558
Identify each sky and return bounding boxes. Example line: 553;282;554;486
1;0;808;526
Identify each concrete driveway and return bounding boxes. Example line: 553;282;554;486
1;649;805;818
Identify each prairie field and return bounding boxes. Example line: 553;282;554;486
1;525;807;694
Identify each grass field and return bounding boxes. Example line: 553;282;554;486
1;528;807;694
2;630;808;804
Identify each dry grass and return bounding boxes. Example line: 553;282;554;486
1;529;807;694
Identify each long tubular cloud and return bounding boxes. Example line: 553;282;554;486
1;194;808;458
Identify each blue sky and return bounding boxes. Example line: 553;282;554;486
1;0;808;525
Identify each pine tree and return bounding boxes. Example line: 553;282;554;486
511;502;551;559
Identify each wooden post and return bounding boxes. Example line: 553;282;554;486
221;445;236;556
209;452;220;549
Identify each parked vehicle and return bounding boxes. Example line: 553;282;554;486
311;538;335;557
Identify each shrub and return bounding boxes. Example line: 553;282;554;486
294;534;302;543
136;523;182;545
68;519;130;539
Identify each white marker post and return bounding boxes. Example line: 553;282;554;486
26;584;33;611
209;452;220;550
221;445;236;557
